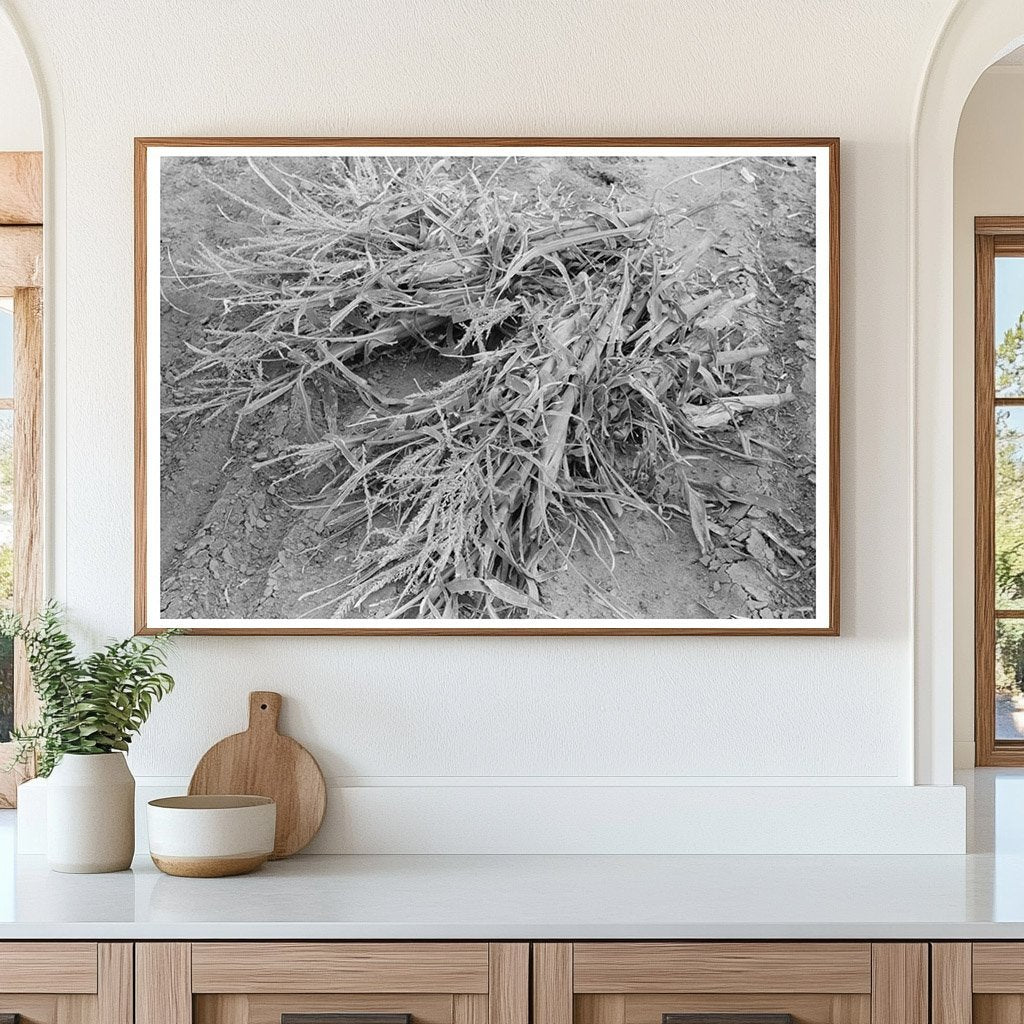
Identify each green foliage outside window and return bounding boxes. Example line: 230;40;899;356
996;312;1024;694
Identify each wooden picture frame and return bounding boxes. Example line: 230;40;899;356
135;137;840;636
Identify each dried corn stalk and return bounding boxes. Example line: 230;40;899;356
168;156;795;618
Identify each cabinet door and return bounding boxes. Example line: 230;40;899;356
939;943;1024;1024
137;943;528;1024
533;944;927;1024
0;943;131;1024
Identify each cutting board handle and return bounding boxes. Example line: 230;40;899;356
248;691;282;734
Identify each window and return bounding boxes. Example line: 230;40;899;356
975;219;1024;764
0;301;13;744
0;287;42;805
0;150;43;806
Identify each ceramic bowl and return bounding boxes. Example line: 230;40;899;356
147;795;276;877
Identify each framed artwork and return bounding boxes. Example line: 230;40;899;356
135;137;839;635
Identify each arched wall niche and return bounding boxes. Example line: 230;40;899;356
914;0;1024;785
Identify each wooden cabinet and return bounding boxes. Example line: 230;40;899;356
0;943;132;1024
0;938;963;1024
532;944;928;1024
932;943;1024;1024
136;944;528;1024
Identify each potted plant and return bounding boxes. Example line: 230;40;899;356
2;603;177;873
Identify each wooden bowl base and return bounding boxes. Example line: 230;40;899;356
151;853;268;878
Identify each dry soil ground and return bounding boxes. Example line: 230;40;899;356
157;153;818;622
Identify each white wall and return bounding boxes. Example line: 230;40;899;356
1;0;972;851
0;10;39;151
952;65;1024;767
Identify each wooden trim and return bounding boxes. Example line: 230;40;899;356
977;217;1024;236
0;286;44;806
827;136;842;638
191;942;489;994
98;944;133;1024
870;945;927;1024
133;137;147;637
0;148;43;806
972;743;1024;766
195;995;247;1024
0;942;98;993
136;943;191;1024
0;226;41;296
134;136;840;637
0;153;42;225
973;217;1024;764
56;993;96;1024
977;228;998;764
930;944;972;1024
571;942;871;994
137;136;842;148
0;286;44;798
575;995;624;1024
969;942;1024;991
994;237;1024;256
533;944;572;1024
453;996;488;1024
14;286;42;720
488;944;528;1024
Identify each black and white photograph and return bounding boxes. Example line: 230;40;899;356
137;140;837;634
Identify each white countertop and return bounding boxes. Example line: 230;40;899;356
0;769;1021;941
0;849;1021;940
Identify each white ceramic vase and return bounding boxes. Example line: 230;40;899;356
46;752;135;873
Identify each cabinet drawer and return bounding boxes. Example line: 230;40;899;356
572;944;872;994
973;944;1024;992
191;943;490;993
534;944;925;1024
0;942;98;994
139;943;528;1024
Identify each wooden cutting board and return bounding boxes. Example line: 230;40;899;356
188;691;326;859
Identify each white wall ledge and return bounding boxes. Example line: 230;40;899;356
18;778;967;856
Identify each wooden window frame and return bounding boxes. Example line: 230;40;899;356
0;151;43;806
975;217;1024;765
